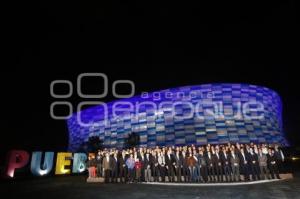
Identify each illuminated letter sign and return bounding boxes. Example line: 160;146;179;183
31;152;54;176
4;150;30;178
72;153;87;173
55;152;72;175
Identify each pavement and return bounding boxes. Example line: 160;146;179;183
1;173;300;199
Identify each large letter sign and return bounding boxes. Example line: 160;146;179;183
72;153;87;173
4;150;30;178
30;152;54;176
55;152;72;175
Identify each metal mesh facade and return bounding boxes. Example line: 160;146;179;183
67;84;285;151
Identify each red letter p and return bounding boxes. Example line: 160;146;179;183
4;150;30;178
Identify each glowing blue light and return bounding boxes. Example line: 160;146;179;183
67;83;286;151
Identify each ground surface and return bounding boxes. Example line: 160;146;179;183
1;173;300;199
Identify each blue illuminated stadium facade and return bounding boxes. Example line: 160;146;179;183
67;84;286;151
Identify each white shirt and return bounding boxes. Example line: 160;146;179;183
193;155;198;162
262;147;268;154
280;150;285;161
158;155;165;165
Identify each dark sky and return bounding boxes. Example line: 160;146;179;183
1;0;298;157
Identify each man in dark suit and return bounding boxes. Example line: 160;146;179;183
239;148;250;181
158;151;166;182
139;151;145;182
206;151;216;182
95;151;103;177
110;152;118;183
152;151;160;182
230;150;240;182
102;152;111;183
258;148;270;180
267;149;280;179
249;148;260;180
213;148;223;182
274;145;285;173
118;150;128;183
221;147;231;182
165;149;175;182
144;149;152;182
182;150;190;182
198;150;208;182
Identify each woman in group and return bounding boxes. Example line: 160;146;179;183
86;155;94;178
135;157;142;182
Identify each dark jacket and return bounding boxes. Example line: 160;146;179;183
174;153;184;167
86;159;96;168
249;153;259;165
165;154;175;167
212;152;222;167
95;155;103;165
239;151;250;165
110;156;118;170
220;151;230;166
198;154;207;166
206;154;214;167
144;153;153;168
267;154;278;166
118;154;127;169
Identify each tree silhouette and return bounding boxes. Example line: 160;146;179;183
125;132;140;149
86;136;103;152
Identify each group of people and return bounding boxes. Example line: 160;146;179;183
86;143;285;183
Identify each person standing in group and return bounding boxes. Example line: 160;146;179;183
239;148;250;181
187;152;197;182
182;150;190;182
193;150;201;182
95;151;103;177
139;150;145;182
267;149;280;179
221;147;231;182
102;153;111;183
118;150;128;183
87;155;96;178
274;145;285;173
135;157;142;182
199;150;208;182
206;151;215;182
249;148;260;181
158;151;166;182
126;154;135;183
258;148;270;180
152;151;160;182
144;149;152;182
174;148;183;182
165;149;175;182
110;152;118;183
213;148;223;182
230;149;240;182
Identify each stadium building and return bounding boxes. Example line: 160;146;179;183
67;83;286;151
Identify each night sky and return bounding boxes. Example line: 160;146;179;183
1;0;298;159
